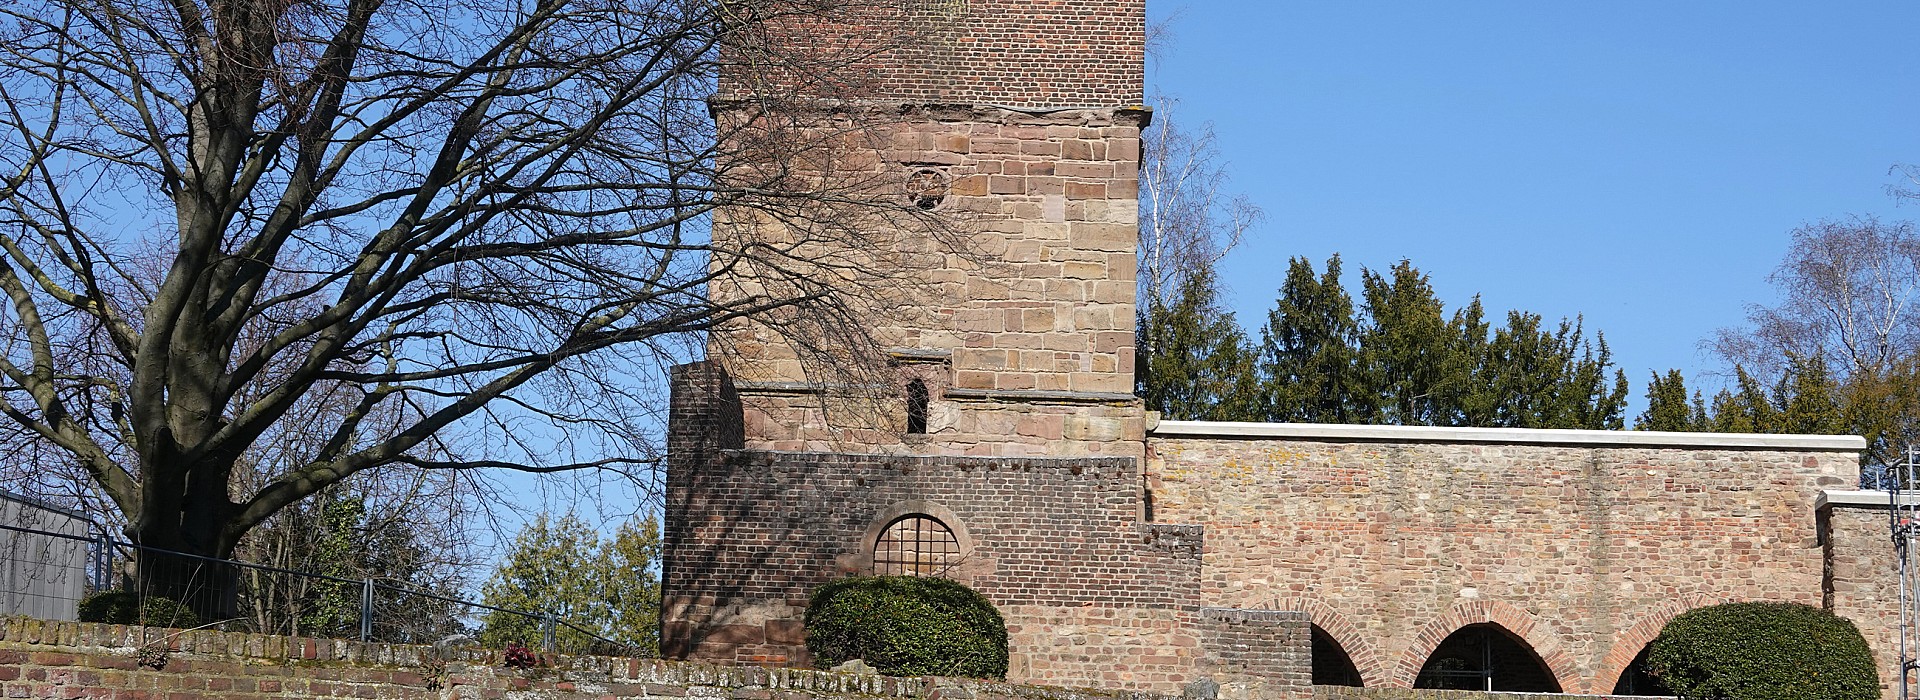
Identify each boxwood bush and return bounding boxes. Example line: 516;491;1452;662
805;576;1007;679
1646;602;1877;700
77;590;201;628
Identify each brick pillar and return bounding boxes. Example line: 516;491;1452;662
662;361;744;659
667;361;743;460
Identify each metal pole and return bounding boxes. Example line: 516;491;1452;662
93;531;110;591
1910;446;1920;700
359;578;375;642
1899;446;1919;700
541;613;556;653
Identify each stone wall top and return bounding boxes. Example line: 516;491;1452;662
1819;490;1919;509
1152;420;1866;451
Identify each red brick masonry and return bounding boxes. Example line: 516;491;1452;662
0;616;1180;700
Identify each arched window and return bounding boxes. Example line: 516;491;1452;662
873;514;959;576
1611;644;1675;696
905;379;929;435
1415;623;1561;692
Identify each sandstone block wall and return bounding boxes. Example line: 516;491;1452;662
0;617;1183;700
1147;424;1863;694
707;106;1148;458
662;445;1206;693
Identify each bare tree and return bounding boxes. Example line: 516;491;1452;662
0;0;942;611
1713;216;1920;380
1712;215;1920;471
1890;164;1920;206
1136;97;1260;312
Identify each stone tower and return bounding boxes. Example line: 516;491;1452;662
663;1;1216;684
702;0;1152;458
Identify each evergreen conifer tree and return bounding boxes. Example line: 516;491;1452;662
1256;256;1361;423
1775;354;1847;435
1636;370;1709;431
1710;367;1778;433
1138;268;1261;421
1356;261;1464;426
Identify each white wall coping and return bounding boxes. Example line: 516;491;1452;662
1818;490;1920;509
1150;420;1867;451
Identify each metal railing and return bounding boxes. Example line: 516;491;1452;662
1889;445;1920;700
0;519;640;655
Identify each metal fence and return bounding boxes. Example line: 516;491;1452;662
0;515;638;655
0;491;99;621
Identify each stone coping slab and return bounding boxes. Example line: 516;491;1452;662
1818;489;1920;509
1153;420;1865;451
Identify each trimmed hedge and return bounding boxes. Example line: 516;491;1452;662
1646;602;1877;700
805;576;1007;679
76;590;201;628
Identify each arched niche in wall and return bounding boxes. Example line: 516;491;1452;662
1610;644;1675;696
1264;596;1388;686
1413;623;1563;692
859;500;974;577
1311;624;1364;686
1597;595;1714;695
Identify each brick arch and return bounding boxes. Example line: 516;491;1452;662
1264;596;1389;687
1395;600;1578;690
1593;593;1721;694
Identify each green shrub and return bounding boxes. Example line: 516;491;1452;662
1646;602;1877;700
77;591;201;628
805;576;1007;679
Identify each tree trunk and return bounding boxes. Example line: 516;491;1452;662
130;458;242;626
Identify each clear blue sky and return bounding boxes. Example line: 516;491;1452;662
1148;1;1920;412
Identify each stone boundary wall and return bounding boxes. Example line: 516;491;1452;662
0;617;1180;700
1148;421;1867;694
1314;689;1638;700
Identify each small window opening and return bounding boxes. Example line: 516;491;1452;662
873;514;959;576
906;379;929;434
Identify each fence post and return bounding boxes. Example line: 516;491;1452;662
93;531;111;591
540;613;556;653
360;579;375;642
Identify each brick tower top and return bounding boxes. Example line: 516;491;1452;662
718;0;1147;109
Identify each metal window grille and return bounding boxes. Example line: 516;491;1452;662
872;515;958;576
